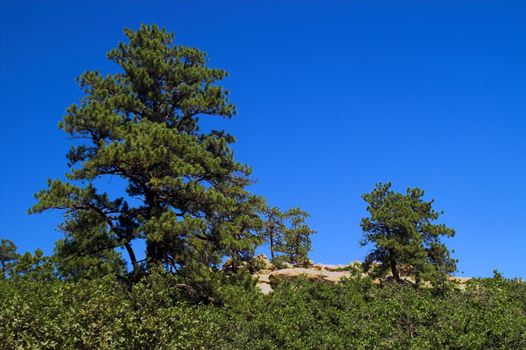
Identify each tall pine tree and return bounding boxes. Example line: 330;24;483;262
30;25;264;301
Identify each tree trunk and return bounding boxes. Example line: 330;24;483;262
390;258;400;283
124;242;139;273
146;240;162;267
144;188;163;268
270;233;275;260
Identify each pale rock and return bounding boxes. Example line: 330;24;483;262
258;282;273;295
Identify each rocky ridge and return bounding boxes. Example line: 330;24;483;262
252;255;470;294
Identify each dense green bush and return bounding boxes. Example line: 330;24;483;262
1;274;525;349
243;276;526;349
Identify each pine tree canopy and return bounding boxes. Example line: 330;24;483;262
360;182;456;286
261;207;286;261
261;206;315;267
0;239;18;278
280;207;315;267
29;25;265;298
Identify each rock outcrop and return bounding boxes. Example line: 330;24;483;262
252;255;470;294
254;260;363;294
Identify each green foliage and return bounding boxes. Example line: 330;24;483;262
1;274;525;349
0;274;236;349
0;239;17;278
262;206;315;267
29;24;265;300
9;249;56;282
279;207;315;267
262;207;286;260
360;182;456;286
1;240;57;282
53;237;126;282
53;212;127;281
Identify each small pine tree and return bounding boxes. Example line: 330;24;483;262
279;207;315;267
360;182;456;286
262;206;286;260
0;239;18;278
10;249;56;282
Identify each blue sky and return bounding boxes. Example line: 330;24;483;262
1;1;525;278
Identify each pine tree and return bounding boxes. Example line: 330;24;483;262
360;182;456;286
0;239;18;278
279;207;315;267
10;249;56;282
53;210;127;281
30;25;264;300
262;206;286;260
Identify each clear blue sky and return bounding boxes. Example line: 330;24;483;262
1;1;525;278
